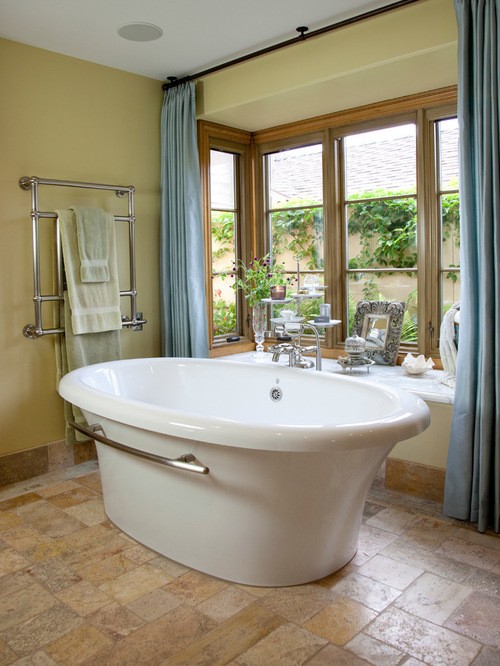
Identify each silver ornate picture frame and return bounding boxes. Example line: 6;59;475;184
352;300;406;365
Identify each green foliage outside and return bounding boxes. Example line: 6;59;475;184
211;190;460;338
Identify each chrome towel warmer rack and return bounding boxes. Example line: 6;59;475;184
19;175;147;339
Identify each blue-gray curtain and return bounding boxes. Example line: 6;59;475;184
444;0;500;533
160;82;209;358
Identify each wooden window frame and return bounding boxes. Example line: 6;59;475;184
198;121;253;354
199;86;457;362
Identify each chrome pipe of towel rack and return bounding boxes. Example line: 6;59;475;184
20;176;134;196
68;421;209;475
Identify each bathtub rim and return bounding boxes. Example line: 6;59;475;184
58;357;431;453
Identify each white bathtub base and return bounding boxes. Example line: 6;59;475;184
94;418;391;586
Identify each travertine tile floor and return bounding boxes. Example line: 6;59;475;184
0;461;499;665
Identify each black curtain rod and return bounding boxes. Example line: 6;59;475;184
162;0;422;91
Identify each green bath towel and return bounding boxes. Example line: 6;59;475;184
70;206;110;283
58;208;122;334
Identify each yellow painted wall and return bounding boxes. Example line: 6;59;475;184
197;0;457;130
0;38;163;456
389;401;453;469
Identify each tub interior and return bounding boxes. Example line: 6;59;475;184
79;359;409;427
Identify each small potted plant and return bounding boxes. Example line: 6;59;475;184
226;255;293;357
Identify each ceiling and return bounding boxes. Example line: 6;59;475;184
0;0;406;82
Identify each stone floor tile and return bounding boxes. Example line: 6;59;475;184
436;537;500;572
0;583;57;632
55;579;111;616
472;646;500;665
357;554;423;590
232;622;326;666
258;584;336;624
0;548;30;577
126;587;183;622
26;559;82;593
304;596;377;645
351;524;399;566
44;624;113;665
10;650;58;665
381;541;475;583
304;642;371;665
147;554;190;578
0;494;42;512
0;511;23;534
122;542;157;564
164;603;283;666
36;481;81;499
345;632;404;666
394;571;472;624
366;606;481;665
330;572;401;612
0;603;82;657
465;567;500;597
365;507;421;535
77;551;138;585
26;537;72;563
315;562;359;588
454;528;500;552
1;526;55;553
72;472;102;493
98;562;174;604
45;487;97;510
13;501;83;539
85;604;217;666
60;533;133;570
0;568;33;600
164;569;228;606
0;637;17;665
196;585;256;623
86;601;145;639
445;591;500;648
402;517;457;550
63;498;107;527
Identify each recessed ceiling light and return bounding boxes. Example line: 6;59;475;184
117;22;163;42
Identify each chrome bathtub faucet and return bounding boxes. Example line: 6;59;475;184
269;323;322;371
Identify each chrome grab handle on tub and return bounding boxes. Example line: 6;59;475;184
68;421;209;475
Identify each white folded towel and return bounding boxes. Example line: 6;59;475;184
58;209;122;334
439;301;460;375
70;206;110;283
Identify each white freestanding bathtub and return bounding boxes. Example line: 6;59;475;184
58;357;430;586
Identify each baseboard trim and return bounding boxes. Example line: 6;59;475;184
386;458;445;502
0;439;97;488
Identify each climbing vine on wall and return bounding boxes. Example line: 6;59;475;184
211;190;460;336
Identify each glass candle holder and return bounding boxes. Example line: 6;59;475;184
270;285;287;300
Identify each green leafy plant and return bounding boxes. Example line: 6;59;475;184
348;191;417;271
225;255;294;307
212;295;237;336
271;202;324;270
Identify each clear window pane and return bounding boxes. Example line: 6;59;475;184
347;198;417;270
210;150;235;209
345;124;416;199
212;275;237;337
211;211;235;272
268;145;323;208
438;118;459;190
348;273;418;343
210;150;239;340
442;271;461;317
271;207;324;271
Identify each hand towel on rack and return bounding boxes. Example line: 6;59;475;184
56;293;121;444
58;208;122;334
70;206;110;283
